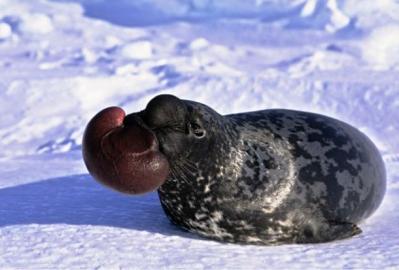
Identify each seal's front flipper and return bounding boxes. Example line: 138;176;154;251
298;220;362;243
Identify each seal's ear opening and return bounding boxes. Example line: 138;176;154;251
82;107;170;195
143;94;187;129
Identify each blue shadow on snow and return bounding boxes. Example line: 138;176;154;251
0;174;198;239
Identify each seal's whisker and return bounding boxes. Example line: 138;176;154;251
173;163;190;184
181;159;197;170
171;166;184;183
178;161;196;179
180;163;195;184
180;169;192;183
169;166;178;180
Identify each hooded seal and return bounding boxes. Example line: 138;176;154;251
83;94;386;245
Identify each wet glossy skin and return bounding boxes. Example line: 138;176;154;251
83;94;386;245
82;106;169;194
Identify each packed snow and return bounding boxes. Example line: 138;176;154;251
0;0;398;269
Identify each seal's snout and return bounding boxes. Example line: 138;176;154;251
82;106;170;195
143;94;187;128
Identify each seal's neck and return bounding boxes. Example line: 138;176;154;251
197;119;240;183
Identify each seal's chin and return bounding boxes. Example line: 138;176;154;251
82;107;170;195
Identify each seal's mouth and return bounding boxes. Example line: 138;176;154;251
82;106;170;195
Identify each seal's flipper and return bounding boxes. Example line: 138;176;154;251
298;220;362;243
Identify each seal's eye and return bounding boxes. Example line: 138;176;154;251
189;122;206;139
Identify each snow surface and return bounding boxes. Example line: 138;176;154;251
0;0;399;269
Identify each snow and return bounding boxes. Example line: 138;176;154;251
19;13;54;34
362;24;399;69
120;41;154;60
0;22;12;39
0;0;399;269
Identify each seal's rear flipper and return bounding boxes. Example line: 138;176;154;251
298;220;362;243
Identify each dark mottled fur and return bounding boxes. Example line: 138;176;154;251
156;99;386;245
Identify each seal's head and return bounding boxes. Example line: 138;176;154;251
142;94;227;162
82;94;227;194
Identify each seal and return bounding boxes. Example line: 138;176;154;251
82;94;386;245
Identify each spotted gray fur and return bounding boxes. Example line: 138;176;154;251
157;100;386;245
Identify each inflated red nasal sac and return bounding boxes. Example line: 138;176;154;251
82;107;170;194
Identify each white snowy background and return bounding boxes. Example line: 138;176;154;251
0;0;398;269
